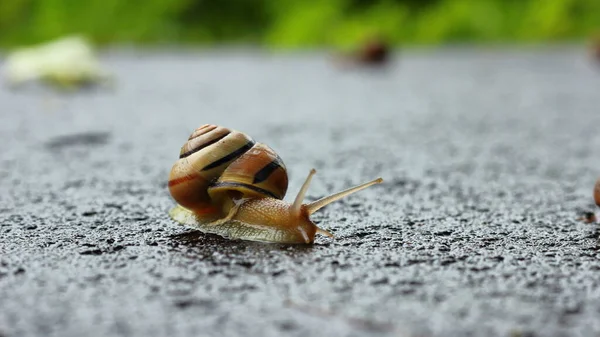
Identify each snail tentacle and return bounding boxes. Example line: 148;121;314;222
305;178;383;215
292;168;316;218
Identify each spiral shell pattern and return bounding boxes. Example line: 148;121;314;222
168;124;288;217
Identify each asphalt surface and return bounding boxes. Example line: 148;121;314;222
1;47;600;337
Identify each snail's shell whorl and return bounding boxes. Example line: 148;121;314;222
168;124;288;215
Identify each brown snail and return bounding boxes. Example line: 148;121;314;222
594;178;600;208
590;34;600;63
168;124;383;243
357;37;389;65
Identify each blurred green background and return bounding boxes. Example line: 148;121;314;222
1;0;599;48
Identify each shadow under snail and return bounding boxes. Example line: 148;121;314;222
168;124;383;243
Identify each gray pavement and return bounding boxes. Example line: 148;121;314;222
1;47;600;337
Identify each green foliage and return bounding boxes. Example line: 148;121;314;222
0;0;599;48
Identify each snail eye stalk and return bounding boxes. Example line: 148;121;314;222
305;178;383;215
292;169;316;218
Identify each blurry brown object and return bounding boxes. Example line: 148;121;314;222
592;39;600;62
589;32;600;63
357;38;389;65
579;211;597;224
576;178;600;224
335;37;392;68
580;178;600;224
594;178;600;206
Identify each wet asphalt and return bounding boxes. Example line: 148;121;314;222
1;47;600;337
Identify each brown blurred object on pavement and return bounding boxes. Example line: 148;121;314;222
579;211;597;224
334;36;392;68
357;38;389;65
594;177;600;207
590;33;600;63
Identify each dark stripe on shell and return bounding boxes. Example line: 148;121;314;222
210;181;279;199
201;140;256;171
179;132;231;159
252;160;282;184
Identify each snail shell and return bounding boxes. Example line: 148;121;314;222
168;124;383;243
169;124;287;213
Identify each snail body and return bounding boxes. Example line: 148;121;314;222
168;124;382;243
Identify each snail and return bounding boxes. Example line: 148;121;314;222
595;178;600;207
168;124;383;243
357;37;389;65
580;178;600;223
334;36;391;69
591;34;600;63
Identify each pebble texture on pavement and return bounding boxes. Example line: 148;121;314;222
1;48;600;337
